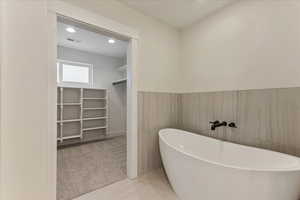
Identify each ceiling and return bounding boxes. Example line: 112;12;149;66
117;0;238;28
57;22;128;58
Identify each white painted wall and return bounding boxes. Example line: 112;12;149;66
57;46;127;136
6;0;300;199
0;0;179;200
61;0;182;93
0;1;54;200
181;0;300;92
0;0;181;198
0;1;3;198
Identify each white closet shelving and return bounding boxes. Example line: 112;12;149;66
57;87;108;146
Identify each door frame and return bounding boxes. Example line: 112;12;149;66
47;1;139;198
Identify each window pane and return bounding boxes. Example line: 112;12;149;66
62;64;89;83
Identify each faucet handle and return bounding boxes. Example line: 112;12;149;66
228;122;237;128
209;120;219;125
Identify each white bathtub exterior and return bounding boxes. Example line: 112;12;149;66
159;129;300;200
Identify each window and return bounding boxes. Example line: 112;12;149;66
57;60;93;87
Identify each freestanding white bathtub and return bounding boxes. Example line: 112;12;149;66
159;129;300;200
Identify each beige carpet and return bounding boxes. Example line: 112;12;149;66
57;136;127;200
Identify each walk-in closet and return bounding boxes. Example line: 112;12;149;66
56;17;128;200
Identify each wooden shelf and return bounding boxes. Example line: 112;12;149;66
82;126;107;131
57;87;108;145
83;117;107;121
83;107;106;110
57;103;81;106
82;98;106;100
62;135;81;140
57;119;81;123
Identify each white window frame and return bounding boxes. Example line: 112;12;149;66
57;59;93;88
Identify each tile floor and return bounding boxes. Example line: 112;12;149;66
57;136;127;200
74;169;179;200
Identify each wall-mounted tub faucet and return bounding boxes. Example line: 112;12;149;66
228;122;237;128
209;120;219;125
210;121;227;131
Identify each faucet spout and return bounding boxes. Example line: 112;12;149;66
210;121;227;131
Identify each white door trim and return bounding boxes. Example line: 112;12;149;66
47;1;139;199
47;1;139;39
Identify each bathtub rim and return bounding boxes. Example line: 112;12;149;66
159;128;300;172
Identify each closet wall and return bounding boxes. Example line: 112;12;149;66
57;46;127;136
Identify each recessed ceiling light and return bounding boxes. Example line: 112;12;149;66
66;27;76;33
108;39;115;44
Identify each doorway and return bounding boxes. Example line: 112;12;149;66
49;9;139;199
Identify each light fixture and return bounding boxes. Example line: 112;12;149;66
66;27;76;33
108;39;115;44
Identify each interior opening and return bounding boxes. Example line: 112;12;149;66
56;16;129;200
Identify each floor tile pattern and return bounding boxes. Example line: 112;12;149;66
74;169;179;200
